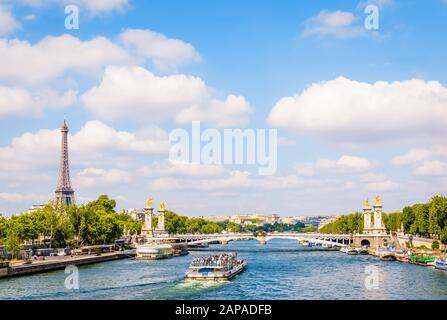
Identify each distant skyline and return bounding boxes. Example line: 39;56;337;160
0;0;447;216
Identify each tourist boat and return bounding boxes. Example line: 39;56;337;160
357;248;369;255
395;251;409;262
187;242;209;249
409;253;437;267
435;258;447;271
135;244;173;260
378;247;396;261
185;253;247;281
346;248;359;255
380;253;396;261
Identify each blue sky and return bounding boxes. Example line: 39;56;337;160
0;0;446;216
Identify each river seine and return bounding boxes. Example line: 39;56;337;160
1;239;447;300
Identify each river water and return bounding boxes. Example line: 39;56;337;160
1;239;447;300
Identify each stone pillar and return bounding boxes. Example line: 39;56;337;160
373;198;386;234
363;199;372;234
157;208;166;232
142;206;153;236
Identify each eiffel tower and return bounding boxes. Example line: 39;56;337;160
54;119;75;206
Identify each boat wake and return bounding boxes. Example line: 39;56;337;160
15;277;185;300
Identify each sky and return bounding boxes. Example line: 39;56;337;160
0;0;446;217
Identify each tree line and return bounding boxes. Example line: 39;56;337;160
0;195;142;255
319;195;447;244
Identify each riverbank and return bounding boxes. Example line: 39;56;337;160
0;251;136;279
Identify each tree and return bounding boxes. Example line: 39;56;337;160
441;227;447;245
319;213;363;234
432;240;440;251
303;226;317;233
0;216;8;244
429;196;447;236
5;225;21;260
201;223;220;234
383;212;402;232
225;222;240;233
401;206;415;233
411;204;430;236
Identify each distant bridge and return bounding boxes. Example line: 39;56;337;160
147;233;352;247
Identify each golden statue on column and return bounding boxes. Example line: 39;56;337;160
142;197;154;236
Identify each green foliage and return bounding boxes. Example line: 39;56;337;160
429;196;447;235
441;227;447;245
401;196;447;240
302;226;317;233
0;195;141;249
383;212;402;232
401;206;415;233
5;225;21;259
432;240;440;250
0;216;7;244
319;213;363;234
253;222;305;233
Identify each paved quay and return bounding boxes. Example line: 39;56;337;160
0;252;135;279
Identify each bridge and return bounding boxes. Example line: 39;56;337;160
146;232;352;247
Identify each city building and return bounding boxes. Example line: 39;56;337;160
318;215;341;230
27;205;46;214
206;216;231;223
279;216;306;225
304;216;328;228
123;208;146;222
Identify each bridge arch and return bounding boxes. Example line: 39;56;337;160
360;239;371;247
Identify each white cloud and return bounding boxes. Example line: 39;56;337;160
414;161;447;177
139;161;225;178
150;171;308;192
295;155;372;176
268;77;447;146
360;173;387;182
0;86;76;118
393;146;447;178
72;0;128;14
0;28;202;86
302;10;365;39
0;121;170;183
175;94;252;127
392;148;431;166
22;14;36;21
70;120;170;157
18;0;129;15
82;66;252;127
0;192;48;203
357;0;394;9
76;168;132;188
0;35;129;85
0;5;19;36
366;180;400;191
120;29;201;70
